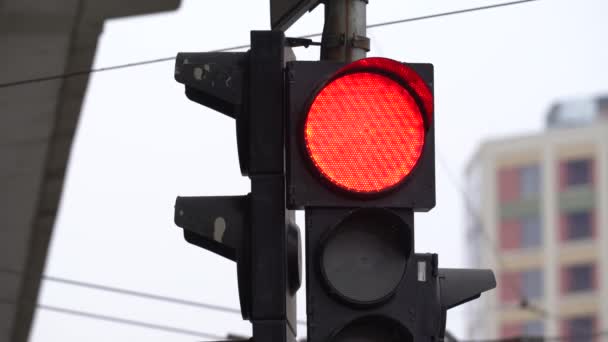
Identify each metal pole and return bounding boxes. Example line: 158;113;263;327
320;0;369;62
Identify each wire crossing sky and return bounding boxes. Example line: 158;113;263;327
27;0;608;340
0;0;541;89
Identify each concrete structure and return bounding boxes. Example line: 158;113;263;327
0;1;180;341
466;96;608;339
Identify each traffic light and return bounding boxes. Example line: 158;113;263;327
173;31;300;342
285;57;496;341
172;29;495;342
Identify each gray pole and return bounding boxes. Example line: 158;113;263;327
320;0;369;62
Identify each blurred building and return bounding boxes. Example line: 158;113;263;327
466;95;608;339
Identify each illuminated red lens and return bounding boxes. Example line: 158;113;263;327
305;71;425;194
339;57;433;123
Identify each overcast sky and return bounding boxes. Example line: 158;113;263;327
28;0;608;340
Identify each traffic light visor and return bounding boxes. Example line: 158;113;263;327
304;57;432;194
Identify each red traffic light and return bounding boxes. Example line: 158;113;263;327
304;57;432;194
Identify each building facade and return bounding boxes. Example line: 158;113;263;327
466;98;608;340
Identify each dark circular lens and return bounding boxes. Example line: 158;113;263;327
320;209;410;305
331;316;412;342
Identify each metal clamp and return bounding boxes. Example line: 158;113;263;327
322;33;370;52
351;34;370;51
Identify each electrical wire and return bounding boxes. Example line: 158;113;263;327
0;44;249;89
0;0;549;338
32;277;608;341
3;290;230;339
366;0;540;30
46;274;243;315
435;151;531;297
0;0;542;89
37;303;229;340
435;151;599;339
0;268;307;326
434;150;559;335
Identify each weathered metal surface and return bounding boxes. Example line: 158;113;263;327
320;0;368;62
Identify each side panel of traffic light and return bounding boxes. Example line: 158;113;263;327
173;31;301;342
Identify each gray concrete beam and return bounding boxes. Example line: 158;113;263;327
0;1;181;341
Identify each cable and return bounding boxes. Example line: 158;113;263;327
435;151;526;299
44;273;308;326
436;151;600;339
46;273;242;315
39;301;608;342
434;150;557;337
0;0;542;89
37;303;229;340
365;0;539;30
437;150;566;332
0;268;307;326
0;56;167;89
297;0;542;39
0;43;249;89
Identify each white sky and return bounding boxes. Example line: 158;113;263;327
28;0;608;341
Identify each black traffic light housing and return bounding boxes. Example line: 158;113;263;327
171;29;495;342
304;206;495;341
284;55;495;341
304;208;437;341
173;31;300;342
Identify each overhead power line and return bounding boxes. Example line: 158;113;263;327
44;273;308;326
365;0;539;30
0;268;307;326
435;151;597;339
0;44;249;89
434;151;559;334
435;152;528;298
0;0;542;89
26;271;608;342
45;273;243;315
38;303;229;340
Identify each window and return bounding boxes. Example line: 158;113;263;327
500;219;520;250
500;269;543;303
500;322;520;338
564;264;595;293
570;265;593;292
501;320;544;338
565;159;592;186
521;269;543;299
521;215;542;247
520;165;540;198
566;210;593;240
523;320;544;336
500;216;541;250
498;164;541;202
499;167;519;202
565;316;594;342
499;271;520;303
